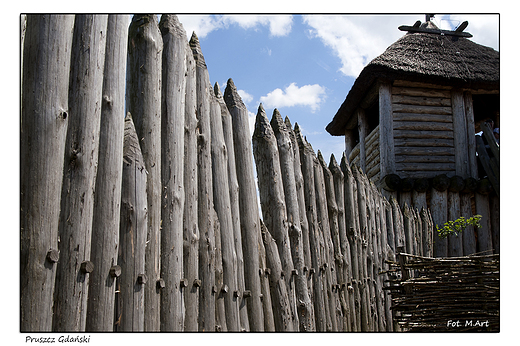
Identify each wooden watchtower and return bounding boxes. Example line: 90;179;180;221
326;16;499;184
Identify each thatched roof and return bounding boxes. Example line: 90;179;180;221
326;23;499;136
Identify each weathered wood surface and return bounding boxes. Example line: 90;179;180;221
271;111;314;331
356;108;367;173
392;94;451;107
393;112;453;123
321;153;350;331
295;124;327;331
20;14;75;332
352;166;371;331
330;155;356;331
158;14;186;331
490;195;500;255
53;15;108;332
211;82;240;331
431;187;448;257
117;114;148;332
392;85;452;98
182;38;199;331
213;216;227;332
393;121;453;131
451;89;470;178
218;84;249;331
463;91;479;178
253;106;299;331
190;32;216;332
86;14;128;332
127;15;163;331
285;118;314;308
475;192;493;254
475;135;499;196
340;154;363;332
224;78;264;331
261;222;294;331
447;192;463;257
379;81;395;178
257;225;275;332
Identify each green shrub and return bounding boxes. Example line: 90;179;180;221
436;215;482;239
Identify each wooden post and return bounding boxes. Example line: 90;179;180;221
420;208;434;257
20;14;75;332
431;175;449;257
182;37;199;332
379;81;395;178
211;82;240;331
340;154;363;332
356;108;367;173
86;14;128;332
189;32;216;332
330;154;356;331
118;114;148;332
447;177;464;257
261;222;294;331
352;166;371;331
295;124;327;331
253;106;299;331
402;204;415;254
127;15;163;331
213;216;227;332
271;111;315;331
461;193;476;256
452;89;470;178
218;84;250;331
344;129;356;159
475;191;493;254
257;224;275;331
319;152;347;331
53;15;107;332
463;91;479;178
285;117;313;274
158;14;186;331
224;78;264;331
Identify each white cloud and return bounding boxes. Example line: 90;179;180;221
238;89;254;105
303;14;499;79
259;83;326;112
248;110;256;136
178;15;293;39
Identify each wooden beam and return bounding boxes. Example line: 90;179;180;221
451;89;470;178
392;86;452;98
392;104;452;115
379;81;395;177
463;92;479;179
392;112;453;123
357;108;367;173
392;94;452;107
393;121;453;131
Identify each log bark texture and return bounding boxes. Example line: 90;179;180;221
127;15;163;331
86;14;128;332
295;125;327;331
271;111;315;331
224;78;264;331
218;84;250;331
20;14;75;332
183;36;199;332
118;114;148;332
261;222;294;331
253;106;299;331
158;14;186;331
211;82;240;331
53;14;108;332
190;32;216;332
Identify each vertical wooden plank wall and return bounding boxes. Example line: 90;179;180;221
118;114;148;332
20;14;75;332
126;15;163;331
190;32;217;332
210;82;240;331
159;14;186;331
224;79;265;331
53;15;108;332
86;14;128;332
183;33;199;332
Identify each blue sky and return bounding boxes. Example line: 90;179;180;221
177;14;499;163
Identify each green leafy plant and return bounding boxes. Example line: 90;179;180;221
436;215;482;239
